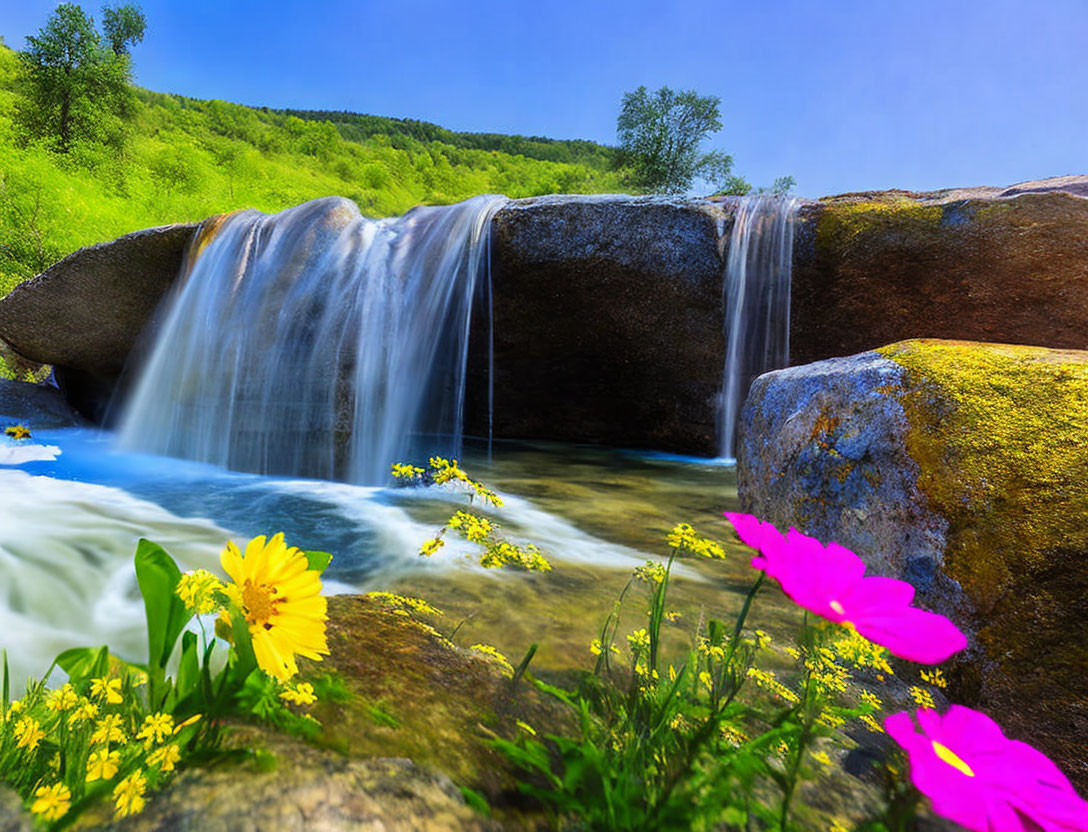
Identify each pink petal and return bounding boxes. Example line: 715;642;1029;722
854;605;967;663
840;575;916;615
723;512;780;551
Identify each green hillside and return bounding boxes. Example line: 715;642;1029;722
0;41;625;298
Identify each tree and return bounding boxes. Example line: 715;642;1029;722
102;4;146;56
15;3;143;152
771;175;796;197
616;85;734;194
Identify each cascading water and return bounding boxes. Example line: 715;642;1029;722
718;195;799;460
117;194;507;484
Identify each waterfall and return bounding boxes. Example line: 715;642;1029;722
117;194;507;485
718;195;799;459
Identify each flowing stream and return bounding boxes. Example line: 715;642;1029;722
4;193;807;681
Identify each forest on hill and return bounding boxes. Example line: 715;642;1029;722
0;39;625;299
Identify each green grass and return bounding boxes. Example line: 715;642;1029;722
0;41;626;296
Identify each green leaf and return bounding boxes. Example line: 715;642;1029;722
304;550;333;574
134;539;191;671
175;631;201;704
459;786;491;816
55;645;109;683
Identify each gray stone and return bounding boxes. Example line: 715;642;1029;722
77;738;501;832
0;223;198;376
0;377;86;428
0;786;31;832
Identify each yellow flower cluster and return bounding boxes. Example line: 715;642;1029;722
390;462;425;479
279;681;318;706
633;560;667;584
626;628;651;653
665;523;726;558
4;424;31;440
447;511;493;543
176;569;226;615
428;457;503;506
470;643;514;678
745;667;801;704
920;667;947;689
589;639;621;657
909;685;936;710
829;627;894;677
479;540;551;572
365;591;444;618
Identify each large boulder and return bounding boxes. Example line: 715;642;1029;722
0;223;199;421
473;195;730;454
737;339;1088;789
791;176;1088;366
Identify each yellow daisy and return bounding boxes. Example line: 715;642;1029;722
31;783;70;821
220;533;329;681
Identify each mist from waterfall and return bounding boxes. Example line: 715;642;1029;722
117;194;506;484
718;195;799;459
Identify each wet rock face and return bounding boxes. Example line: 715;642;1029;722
791;177;1088;366
738;339;1088;790
473;195;730;455
0;785;31;832
0;377;86;428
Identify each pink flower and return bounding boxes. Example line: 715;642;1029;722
724;512;967;664
886;706;1088;832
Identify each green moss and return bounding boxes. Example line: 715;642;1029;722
815;199;944;253
878;339;1088;775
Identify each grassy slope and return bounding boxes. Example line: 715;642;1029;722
0;42;625;297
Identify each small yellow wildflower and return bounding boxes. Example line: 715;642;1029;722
91;713;126;746
86;748;121;782
830;818;851;832
137;713;175;747
113;772;147;819
699;671;714;692
176;569;225;614
5;424;31;440
860;713;885;734
811;750;833;767
173;714;202;735
920;668;948;689
279;682;317;706
589;638;620;657
46;683;79;712
147;743;181;772
14;717;44;751
419;537;445;557
470;644;514;677
91;676;123;704
720;724;748;746
860;690;883;710
448;511;494;543
663;610;681;622
666;523;697;549
30;783;70;821
816;710;847;730
746;667;800;704
68;699;99;726
753;630;772;649
390;462;425;479
365;592;443;617
626;628;651;653
633;560;667;584
910;686;936;709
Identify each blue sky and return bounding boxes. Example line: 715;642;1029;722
1;0;1085;198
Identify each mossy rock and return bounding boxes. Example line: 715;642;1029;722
738;339;1088;790
791;179;1088;367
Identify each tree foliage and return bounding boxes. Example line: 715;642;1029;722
102;4;146;56
14;3;143;152
616;85;734;194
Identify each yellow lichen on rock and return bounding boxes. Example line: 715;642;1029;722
878;338;1088;785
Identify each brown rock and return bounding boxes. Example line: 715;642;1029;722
474;195;730;455
791;176;1088;367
